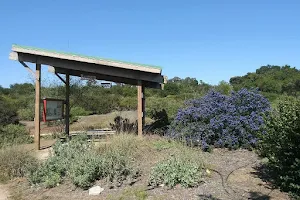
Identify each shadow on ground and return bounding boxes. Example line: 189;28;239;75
251;164;277;190
249;191;271;200
197;194;221;200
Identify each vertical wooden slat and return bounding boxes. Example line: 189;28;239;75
137;80;143;136
34;64;41;150
65;73;70;137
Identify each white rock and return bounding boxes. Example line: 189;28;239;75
88;186;104;195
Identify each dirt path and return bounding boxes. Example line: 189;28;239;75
0;184;9;200
198;149;289;200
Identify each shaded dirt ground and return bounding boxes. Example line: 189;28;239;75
5;146;289;200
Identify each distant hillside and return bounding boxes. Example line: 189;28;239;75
230;65;300;100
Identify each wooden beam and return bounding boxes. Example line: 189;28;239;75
54;67;162;89
19;61;35;78
15;53;164;84
55;72;66;84
137;80;144;136
65;73;70;137
34;64;41;150
13;52;162;88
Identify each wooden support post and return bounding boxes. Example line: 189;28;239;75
65;73;70;137
34;64;41;150
142;85;145;128
137;80;145;136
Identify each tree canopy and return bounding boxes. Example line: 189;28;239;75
230;65;300;99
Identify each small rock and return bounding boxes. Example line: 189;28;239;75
159;184;164;187
88;186;104;195
206;169;211;175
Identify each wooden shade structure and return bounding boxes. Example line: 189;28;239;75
9;44;165;150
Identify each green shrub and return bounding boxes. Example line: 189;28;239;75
29;156;65;188
80;94;121;114
148;152;204;188
257;96;300;197
70;106;91;117
96;134;141;185
68;152;103;188
29;134;140;188
146;97;182;121
69;107;91;124
0;124;33;148
101;146;140;184
119;97;137;110
148;109;170;135
29;135;91;188
0;96;18;125
0;146;38;182
17;108;34;121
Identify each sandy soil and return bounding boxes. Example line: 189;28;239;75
0;184;9;200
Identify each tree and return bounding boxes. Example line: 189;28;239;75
230;65;300;101
214;81;233;95
0;96;18;125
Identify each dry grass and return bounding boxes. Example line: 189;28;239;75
70;111;153;131
0;146;38;183
21;111;154;135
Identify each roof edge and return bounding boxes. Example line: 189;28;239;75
12;44;162;72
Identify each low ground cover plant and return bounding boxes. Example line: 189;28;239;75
148;146;205;188
167;89;270;150
257;96;300;198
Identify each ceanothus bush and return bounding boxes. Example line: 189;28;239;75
167;89;270;150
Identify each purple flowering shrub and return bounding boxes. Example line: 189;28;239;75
167;89;270;150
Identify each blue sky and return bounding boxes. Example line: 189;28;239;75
0;0;299;87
